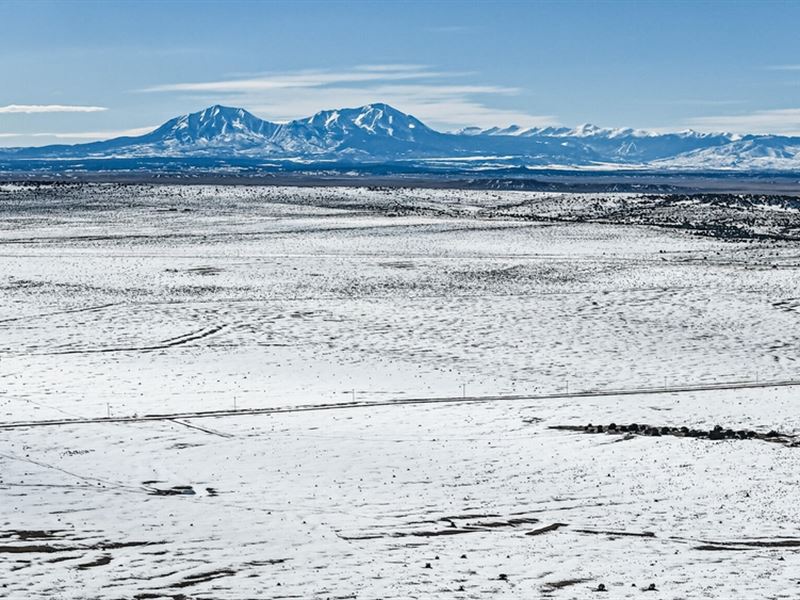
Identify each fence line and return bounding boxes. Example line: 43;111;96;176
1;376;799;431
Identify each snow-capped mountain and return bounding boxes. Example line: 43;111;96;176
651;136;800;170
146;105;281;148
2;104;451;160
460;123;748;164
2;103;799;170
266;104;448;157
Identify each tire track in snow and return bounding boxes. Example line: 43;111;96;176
0;302;119;326
38;324;227;355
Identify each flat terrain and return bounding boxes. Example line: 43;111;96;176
2;184;800;598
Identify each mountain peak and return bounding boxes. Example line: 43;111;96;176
571;123;605;136
308;102;415;120
147;104;279;147
196;104;247;119
300;103;433;141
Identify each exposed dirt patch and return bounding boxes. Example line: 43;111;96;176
526;523;567;536
147;485;196;496
542;578;592;593
76;554;112;569
171;568;236;588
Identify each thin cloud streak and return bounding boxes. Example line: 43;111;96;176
669;99;745;107
0;104;108;114
687;108;800;136
0;126;155;142
139;65;449;93
355;64;430;72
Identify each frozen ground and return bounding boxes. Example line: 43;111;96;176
2;184;800;598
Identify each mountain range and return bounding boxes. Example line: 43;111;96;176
2;103;799;171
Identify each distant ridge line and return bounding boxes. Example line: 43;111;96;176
1;103;799;170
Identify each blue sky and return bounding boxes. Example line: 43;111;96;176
1;0;799;146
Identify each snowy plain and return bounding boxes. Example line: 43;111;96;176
2;184;800;599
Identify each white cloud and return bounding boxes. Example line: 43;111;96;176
686;108;800;136
51;126;154;139
139;64;557;129
243;84;556;129
669;99;744;107
139;65;448;93
354;64;430;72
767;65;800;71
0;126;155;145
0;104;108;114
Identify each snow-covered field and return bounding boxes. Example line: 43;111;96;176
2;184;800;598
